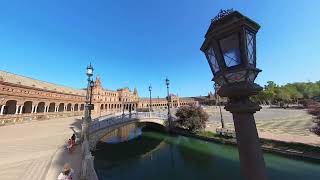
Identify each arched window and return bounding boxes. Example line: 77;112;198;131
22;101;33;113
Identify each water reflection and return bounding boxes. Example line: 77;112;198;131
94;130;320;180
99;123;142;143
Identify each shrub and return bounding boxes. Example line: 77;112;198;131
305;100;320;136
175;106;209;133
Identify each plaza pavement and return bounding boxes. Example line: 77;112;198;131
0;116;83;180
205;106;320;146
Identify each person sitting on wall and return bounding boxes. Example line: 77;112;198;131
67;139;73;153
71;134;76;145
57;163;74;180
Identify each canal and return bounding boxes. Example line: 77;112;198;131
93;127;320;180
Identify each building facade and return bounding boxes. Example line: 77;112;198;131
0;70;199;125
138;94;198;110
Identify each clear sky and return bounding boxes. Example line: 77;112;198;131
0;0;319;97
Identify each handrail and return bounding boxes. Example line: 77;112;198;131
89;112;176;134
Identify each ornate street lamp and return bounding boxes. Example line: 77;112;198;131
200;10;267;180
165;77;172;128
82;63;94;142
149;85;152;112
214;83;224;129
89;80;95;117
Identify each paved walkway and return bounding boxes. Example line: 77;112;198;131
205;107;320;146
0;116;83;180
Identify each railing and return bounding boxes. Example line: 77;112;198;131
89;112;172;133
80;140;99;180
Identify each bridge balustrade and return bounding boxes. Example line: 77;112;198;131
89;112;171;134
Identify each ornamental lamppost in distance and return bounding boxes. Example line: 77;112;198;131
214;83;224;129
82;63;94;141
89;80;94;117
149;85;152;112
200;10;267;180
165;77;172;128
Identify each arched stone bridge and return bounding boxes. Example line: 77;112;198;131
88;112;173;150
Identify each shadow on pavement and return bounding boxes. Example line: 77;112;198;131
45;118;83;180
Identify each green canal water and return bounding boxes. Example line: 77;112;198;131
93;130;320;180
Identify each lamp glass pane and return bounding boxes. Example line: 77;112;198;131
219;34;242;67
225;70;246;83
87;68;93;75
246;30;255;65
206;47;220;73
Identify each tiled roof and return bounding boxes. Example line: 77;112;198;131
0;70;86;96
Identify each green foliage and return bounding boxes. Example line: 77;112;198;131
251;81;320;105
175;106;209;133
197;131;217;138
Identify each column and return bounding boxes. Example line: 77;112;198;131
15;105;19;114
19;105;23;114
34;105;38;113
31;105;35;113
0;105;5;115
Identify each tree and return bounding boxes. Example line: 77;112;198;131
175;106;209;133
251;81;320;105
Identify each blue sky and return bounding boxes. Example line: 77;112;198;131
0;1;319;97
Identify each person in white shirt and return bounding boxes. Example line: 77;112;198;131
57;163;74;180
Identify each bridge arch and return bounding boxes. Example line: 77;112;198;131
88;112;169;150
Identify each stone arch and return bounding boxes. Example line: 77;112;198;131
4;100;17;114
48;103;55;112
105;104;107;109
80;104;84;111
67;103;72;111
100;104;104;110
74;104;79;111
58;103;64;112
22;101;33;113
37;102;45;113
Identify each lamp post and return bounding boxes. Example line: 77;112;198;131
82;63;94;142
149;85;152;112
165;78;172;128
201;10;267;180
89;80;94;117
122;97;125;117
214;83;224;129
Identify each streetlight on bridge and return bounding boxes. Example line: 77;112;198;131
200;9;267;180
214;83;224;129
149;85;152;112
165;77;172;128
82;63;94;141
